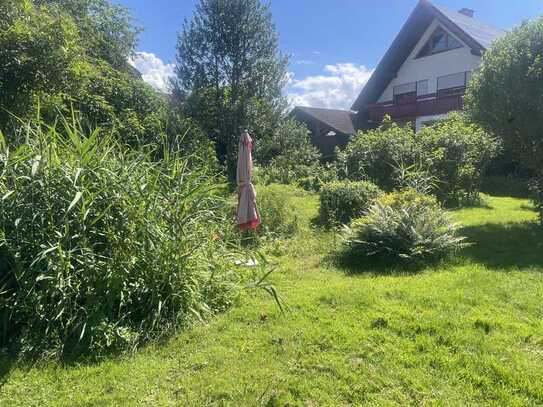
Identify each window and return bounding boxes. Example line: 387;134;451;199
416;80;429;96
393;82;416;105
417;27;463;58
437;72;467;92
393;80;429;105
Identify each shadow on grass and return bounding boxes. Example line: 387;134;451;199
460;221;543;269
324;248;441;276
0;352;15;389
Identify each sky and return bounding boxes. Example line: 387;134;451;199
120;0;543;109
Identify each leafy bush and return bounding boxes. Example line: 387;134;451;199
319;180;382;226
416;113;500;205
0;119;239;357
465;17;543;173
342;189;466;263
253;118;311;165
337;118;417;190
337;114;499;206
256;184;299;237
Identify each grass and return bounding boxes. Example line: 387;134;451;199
1;192;543;405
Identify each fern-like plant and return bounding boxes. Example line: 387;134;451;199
342;189;467;263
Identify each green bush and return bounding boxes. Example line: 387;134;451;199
0;119;239;357
337;114;499;206
319;180;382;226
342;189;466;263
256;184;299;237
417;113;500;205
337;117;417;190
465;17;543;173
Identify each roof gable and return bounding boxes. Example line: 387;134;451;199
351;0;505;112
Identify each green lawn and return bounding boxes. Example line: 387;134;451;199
1;193;543;406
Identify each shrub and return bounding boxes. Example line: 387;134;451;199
319;180;382;226
256;184;299;237
337;117;416;190
342;189;466;263
465;17;543;173
0;118;239;357
417;113;500;205
337;114;499;206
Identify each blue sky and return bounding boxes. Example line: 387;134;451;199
120;0;543;108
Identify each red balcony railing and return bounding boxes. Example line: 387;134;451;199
368;86;465;123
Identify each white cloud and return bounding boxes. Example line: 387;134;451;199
286;63;374;110
128;52;175;93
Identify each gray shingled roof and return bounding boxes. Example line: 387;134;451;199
291;106;356;135
432;3;506;49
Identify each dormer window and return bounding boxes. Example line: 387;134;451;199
417;27;463;58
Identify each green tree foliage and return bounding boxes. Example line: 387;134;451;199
0;0;82;129
338;114;500;206
175;0;289;175
252;119;338;191
0;0;193;149
465;17;543;172
35;0;140;69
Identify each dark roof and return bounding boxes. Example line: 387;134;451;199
290;106;356;135
351;0;505;112
432;3;505;49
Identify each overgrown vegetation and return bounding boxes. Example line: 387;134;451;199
252;119;338;192
256;184;299;237
2;192;542;405
0;118;239;358
338;114;499;206
0;0;175;146
175;0;289;176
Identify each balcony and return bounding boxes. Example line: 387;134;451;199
368;86;466;124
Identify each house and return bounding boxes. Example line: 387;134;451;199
289;106;356;157
291;0;505;153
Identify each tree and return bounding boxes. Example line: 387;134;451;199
0;0;170;147
35;0;140;69
0;0;82;129
175;0;288;177
465;18;543;172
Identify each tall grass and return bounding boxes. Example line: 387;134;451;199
0;116;240;358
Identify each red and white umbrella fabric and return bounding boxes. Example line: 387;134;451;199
236;130;260;231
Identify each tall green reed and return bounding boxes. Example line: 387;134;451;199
0;114;240;358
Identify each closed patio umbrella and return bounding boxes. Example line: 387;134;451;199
236;130;260;231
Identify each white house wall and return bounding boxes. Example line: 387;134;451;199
377;19;481;103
